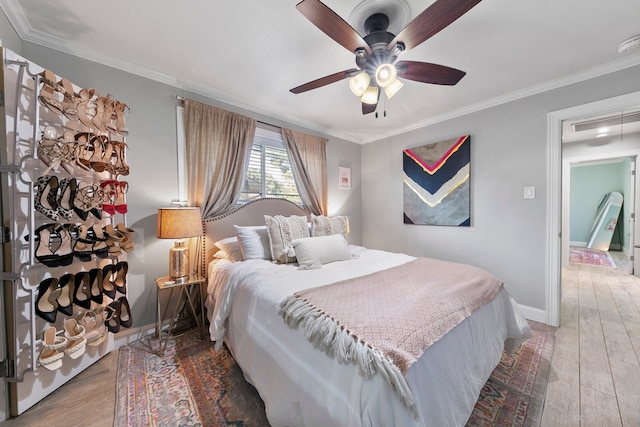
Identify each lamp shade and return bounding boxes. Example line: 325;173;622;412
361;85;379;105
384;78;404;99
375;63;397;88
349;72;370;96
156;207;202;239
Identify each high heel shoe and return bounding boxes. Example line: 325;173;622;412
110;141;129;176
34;175;59;221
76;88;96;129
73;181;105;221
77;310;107;347
104;300;122;333
116;223;135;253
103;224;125;257
118;296;132;328
88;267;104;304
88;135;108;173
55;224;74;267
63;318;86;359
91;224;109;259
73;271;92;310
38;327;67;371
114;101;129;136
55;273;74;317
92;96;109;132
58;78;78;119
73;225;94;262
57;178;76;221
101;180;128;215
37;70;63;115
34;223;60;267
35;277;59;323
114;261;128;294
102;264;116;299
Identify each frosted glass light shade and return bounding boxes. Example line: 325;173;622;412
375;64;397;88
384;79;404;99
349;72;370;96
361;85;379;105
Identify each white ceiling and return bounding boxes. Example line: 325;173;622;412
2;0;640;144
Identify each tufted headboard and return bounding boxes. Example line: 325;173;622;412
201;198;310;275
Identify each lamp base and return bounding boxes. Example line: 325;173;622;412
169;240;190;279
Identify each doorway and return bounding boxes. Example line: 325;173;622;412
547;90;640;326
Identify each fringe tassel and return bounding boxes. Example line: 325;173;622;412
278;296;418;417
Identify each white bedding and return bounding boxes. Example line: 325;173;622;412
206;246;532;427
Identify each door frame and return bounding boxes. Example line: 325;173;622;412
547;90;640;326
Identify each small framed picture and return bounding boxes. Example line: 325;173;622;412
338;166;351;189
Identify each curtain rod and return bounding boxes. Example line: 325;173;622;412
176;95;274;128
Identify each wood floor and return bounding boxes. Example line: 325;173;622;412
542;250;640;426
1;250;639;426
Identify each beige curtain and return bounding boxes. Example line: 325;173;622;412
184;99;256;219
281;128;328;215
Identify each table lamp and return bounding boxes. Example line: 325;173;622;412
156;207;202;279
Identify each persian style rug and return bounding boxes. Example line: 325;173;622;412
116;327;554;427
569;247;616;267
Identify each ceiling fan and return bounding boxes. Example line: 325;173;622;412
290;0;482;115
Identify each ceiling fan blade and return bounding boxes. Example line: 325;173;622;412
389;0;482;51
296;0;371;55
290;68;358;94
362;101;377;115
396;61;466;85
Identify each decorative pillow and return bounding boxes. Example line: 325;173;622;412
214;237;244;262
234;225;271;260
292;234;351;270
264;215;310;264
311;214;350;238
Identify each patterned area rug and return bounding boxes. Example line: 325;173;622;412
115;327;553;427
465;329;554;426
569;247;616;267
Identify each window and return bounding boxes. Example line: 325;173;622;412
239;125;301;205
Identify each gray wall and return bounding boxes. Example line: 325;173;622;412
6;41;362;328
362;65;640;311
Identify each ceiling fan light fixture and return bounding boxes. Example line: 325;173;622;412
361;85;379;104
375;63;397;88
384;78;404;99
349;72;371;96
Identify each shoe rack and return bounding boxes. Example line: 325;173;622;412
0;47;133;416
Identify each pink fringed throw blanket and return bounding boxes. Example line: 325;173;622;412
279;257;504;414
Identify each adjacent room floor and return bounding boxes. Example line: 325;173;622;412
1;250;638;426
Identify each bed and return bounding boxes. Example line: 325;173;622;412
203;198;532;427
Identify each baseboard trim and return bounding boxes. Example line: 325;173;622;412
518;304;547;324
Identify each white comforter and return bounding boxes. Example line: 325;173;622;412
206;246;532;427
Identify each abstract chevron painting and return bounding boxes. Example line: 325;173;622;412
403;135;470;226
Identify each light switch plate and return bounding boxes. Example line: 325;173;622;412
524;186;536;199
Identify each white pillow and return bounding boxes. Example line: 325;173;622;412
214;237;244;262
235;225;271;260
311;214;350;238
292;234;351;270
264;215;310;264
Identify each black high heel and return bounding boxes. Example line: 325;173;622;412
73;225;94;262
118;296;132;328
105;299;121;333
73;271;92;310
34;175;59;221
35;277;59;323
55;224;74;267
114;261;128;294
91;224;109;259
55;273;74;316
102;264;116;299
89;268;104;304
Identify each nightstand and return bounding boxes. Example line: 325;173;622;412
155;273;206;356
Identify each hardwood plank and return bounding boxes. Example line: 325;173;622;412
610;357;640;426
542;352;580;426
580;385;622;427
